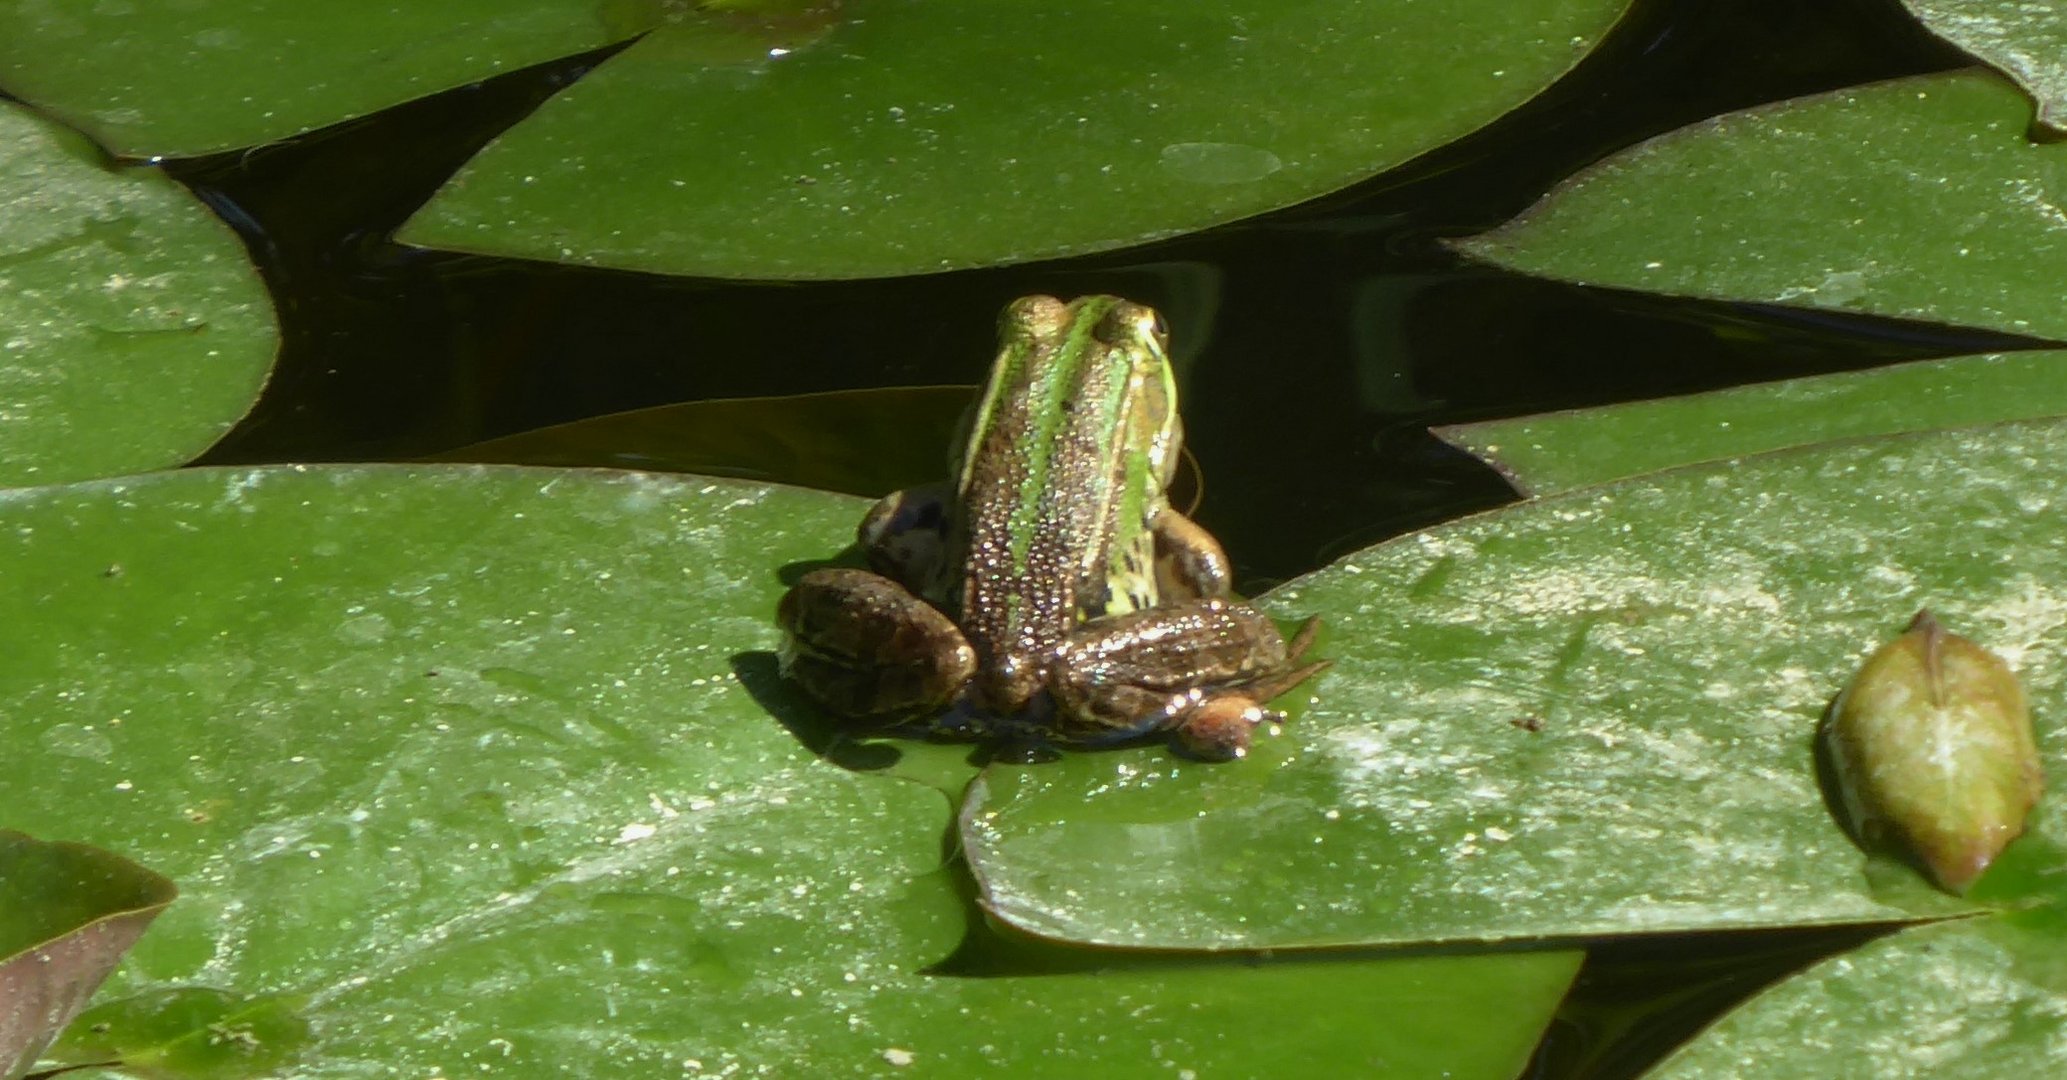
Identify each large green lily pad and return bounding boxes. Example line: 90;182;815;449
1457;70;2067;342
1908;0;2067;131
0;1;618;157
0;101;275;488
0;465;1575;1078
1436;350;2067;496
402;0;1633;279
965;419;2067;950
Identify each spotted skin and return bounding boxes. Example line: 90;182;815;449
775;295;1328;759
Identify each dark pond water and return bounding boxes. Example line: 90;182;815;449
146;0;2028;1074
178;0;2025;590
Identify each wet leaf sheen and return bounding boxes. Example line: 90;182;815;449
0;465;1574;1078
1908;0;2067;130
1436;350;2067;497
1459;71;2067;341
0;102;275;487
966;420;2067;949
404;0;1632;279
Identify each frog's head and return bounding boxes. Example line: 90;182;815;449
966;294;1182;492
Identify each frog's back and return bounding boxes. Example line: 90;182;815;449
954;295;1174;715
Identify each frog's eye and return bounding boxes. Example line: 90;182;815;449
1120;305;1167;346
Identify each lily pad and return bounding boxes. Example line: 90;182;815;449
0;1;620;157
1456;70;2067;341
401;0;1633;279
964;419;2067;950
0;465;1575;1077
1;833;174;1078
1650;912;2067;1077
1436;349;2067;496
1908;0;2067;131
0;101;276;488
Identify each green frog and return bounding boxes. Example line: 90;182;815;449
776;295;1327;760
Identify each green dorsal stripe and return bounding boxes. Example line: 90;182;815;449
953;296;1172;690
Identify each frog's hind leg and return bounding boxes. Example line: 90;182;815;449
777;567;975;719
1164;622;1332;759
1049;602;1330;761
1049;678;1271;762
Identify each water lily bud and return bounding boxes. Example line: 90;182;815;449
1826;610;2043;894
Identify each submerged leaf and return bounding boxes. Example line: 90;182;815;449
41;988;311;1078
1827;611;2043;893
429;387;970;496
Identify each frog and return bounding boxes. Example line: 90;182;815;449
776;294;1327;760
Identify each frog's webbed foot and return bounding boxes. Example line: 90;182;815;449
777;568;974;719
1170;694;1274;761
1053;681;1277;761
1169;617;1331;760
1048;603;1331;760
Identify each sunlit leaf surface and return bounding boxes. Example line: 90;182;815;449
966;420;2067;949
0;465;1575;1078
1908;0;2067;130
0;1;619;157
403;0;1632;279
1437;350;2067;496
0;102;275;487
1457;70;2067;341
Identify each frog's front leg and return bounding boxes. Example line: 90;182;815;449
1047;600;1329;760
777;567;975;719
1151;508;1234;602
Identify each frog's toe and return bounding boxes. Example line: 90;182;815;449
1171;695;1270;761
